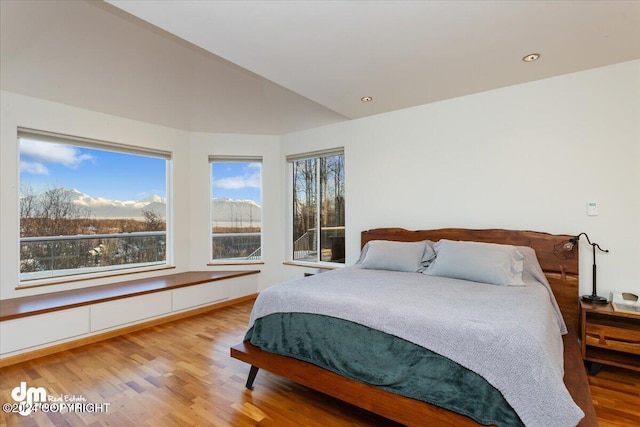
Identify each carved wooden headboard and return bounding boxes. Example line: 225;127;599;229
361;228;580;331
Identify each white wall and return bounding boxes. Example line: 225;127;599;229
2;60;639;301
0;91;192;299
281;60;640;299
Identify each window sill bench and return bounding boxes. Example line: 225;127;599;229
0;271;258;321
0;271;259;366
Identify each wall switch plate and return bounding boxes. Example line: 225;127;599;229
587;201;598;216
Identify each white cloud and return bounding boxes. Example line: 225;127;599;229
20;161;49;175
214;172;261;190
19;139;94;170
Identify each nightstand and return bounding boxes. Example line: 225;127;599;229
580;300;640;374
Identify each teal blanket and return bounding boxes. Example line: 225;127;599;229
245;312;524;427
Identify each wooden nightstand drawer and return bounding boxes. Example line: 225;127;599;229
581;301;640;372
585;323;640;355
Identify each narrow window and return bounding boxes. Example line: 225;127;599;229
18;130;170;282
290;151;345;264
210;158;262;262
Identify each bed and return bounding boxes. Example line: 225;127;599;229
230;228;597;426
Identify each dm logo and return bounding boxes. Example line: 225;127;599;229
11;382;47;416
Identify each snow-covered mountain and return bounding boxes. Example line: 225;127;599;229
65;188;166;219
211;197;261;227
60;189;260;223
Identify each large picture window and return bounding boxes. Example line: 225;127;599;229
18;130;170;282
210;158;262;262
290;151;345;264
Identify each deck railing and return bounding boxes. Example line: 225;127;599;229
211;232;261;261
20;227;343;280
20;231;166;281
293;226;345;262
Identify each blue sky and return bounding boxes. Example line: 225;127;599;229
19;137;261;203
19;138;166;201
211;161;262;203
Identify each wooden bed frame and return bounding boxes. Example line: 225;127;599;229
231;228;597;426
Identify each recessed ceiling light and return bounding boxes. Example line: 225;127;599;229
361;96;373;102
523;53;541;62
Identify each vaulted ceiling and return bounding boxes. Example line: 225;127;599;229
2;1;639;135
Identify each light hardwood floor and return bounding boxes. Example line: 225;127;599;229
1;300;638;426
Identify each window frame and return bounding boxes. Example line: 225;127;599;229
287;149;345;267
208;156;263;264
17;128;172;286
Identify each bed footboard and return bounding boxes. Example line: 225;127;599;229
230;329;597;427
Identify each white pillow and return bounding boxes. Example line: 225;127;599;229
424;240;525;286
359;240;435;272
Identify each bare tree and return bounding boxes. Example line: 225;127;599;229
20;186;90;237
141;208;165;231
293;158;317;240
20;186;93;273
19;184;38;235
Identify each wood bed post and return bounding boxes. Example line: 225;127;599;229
246;365;259;390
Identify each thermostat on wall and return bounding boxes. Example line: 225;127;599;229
587;201;598;216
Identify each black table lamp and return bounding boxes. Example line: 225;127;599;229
562;232;609;304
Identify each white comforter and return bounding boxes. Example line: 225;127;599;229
249;263;584;427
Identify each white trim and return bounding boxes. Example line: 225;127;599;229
18;128;171;159
209;158;263;262
208;155;262;162
286;147;343;163
287;151;345;265
17;129;172;284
